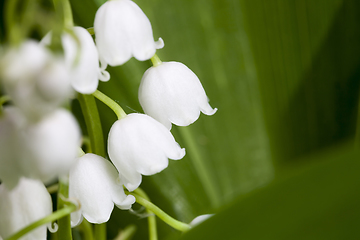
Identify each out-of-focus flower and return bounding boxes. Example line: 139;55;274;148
189;214;214;227
108;113;185;191
0;107;81;189
139;61;217;130
0;40;72;121
0;178;52;240
94;0;164;66
42;26;109;94
69;153;135;226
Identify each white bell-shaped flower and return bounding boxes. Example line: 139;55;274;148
94;0;164;66
0;107;81;189
21;108;81;184
42;27;110;94
0;40;72;121
139;61;217;129
108;113;185;191
0;107;26;189
69;153;135;226
0;178;52;240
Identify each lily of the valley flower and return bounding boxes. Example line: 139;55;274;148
94;0;164;66
0;40;72;121
139;61;217;129
0;178;52;240
42;26;110;94
69;153;135;226
0;107;81;189
62;26;110;93
108;113;185;191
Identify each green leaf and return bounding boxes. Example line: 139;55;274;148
179;142;360;240
68;0;360;239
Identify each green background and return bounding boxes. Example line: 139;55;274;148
69;0;360;239
1;0;359;239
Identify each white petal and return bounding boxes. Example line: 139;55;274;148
108;113;185;191
94;0;158;66
22;109;81;183
115;195;136;210
139;62;217;129
189;214;214;227
0;41;72;121
69;154;133;225
0;107;25;189
0;178;52;239
62;27;101;94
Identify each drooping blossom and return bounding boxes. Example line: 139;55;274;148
42;26;110;94
0;40;72;121
94;0;164;66
69;153;135;226
0;107;81;189
139;61;217;129
108;113;185;191
0;178;53;240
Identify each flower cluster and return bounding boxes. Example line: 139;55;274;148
0;0;216;238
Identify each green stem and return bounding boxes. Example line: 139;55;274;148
78;220;94;240
78;94;106;157
150;54;162;67
5;203;77;240
78;93;108;239
53;0;73;28
94;224;106;240
92;90;127;120
57;176;73;240
115;225;137;240
4;0;21;44
129;192;191;232
134;188;157;240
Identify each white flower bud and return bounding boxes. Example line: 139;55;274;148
0;178;52;240
62;26;109;94
0;40;72;121
0;107;81;188
94;0;164;66
69;153;135;226
108;113;185;191
139;61;217;129
41;27;109;94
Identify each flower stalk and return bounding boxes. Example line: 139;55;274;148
150;54;162;67
134;188;157;240
5;203;77;240
128;191;191;232
57;176;73;240
92;90;127;119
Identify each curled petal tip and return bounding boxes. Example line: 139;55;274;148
125;182;138;192
47;222;58;233
175;148;186;160
204;107;218;116
116;195;136;210
155;37;165;49
98;69;110;82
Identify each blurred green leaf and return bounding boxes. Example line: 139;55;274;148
241;0;360;162
179;142;360;240
68;0;360;239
